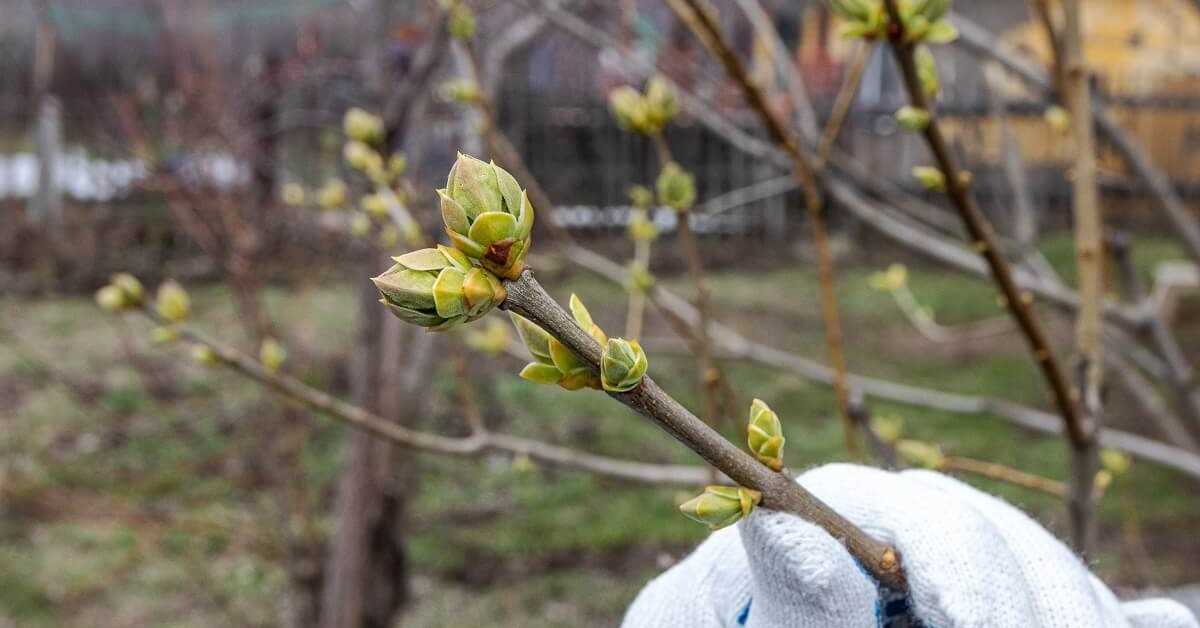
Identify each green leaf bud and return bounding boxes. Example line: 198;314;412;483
440;79;481;105
601;338;648;392
870;414;905;444
915;0;949;21
316;179;348;210
643;75;678;130
388;153;408;179
912;165;946;192
924;20;958;44
156;280;191;323
628;185;654;211
96;285;126;311
747;399;786;471
191;344;219;366
608;86;651;134
627;209;659;242
151;325;179;344
374;247;506;331
915;46;940;98
679;485;762;530
656;162;696;211
360;192;390;217
111;273;145;306
569;294;608;346
447;2;476;40
344;140;384;178
350;213;372;237
377;224;400;248
509;312;600;391
627;262;655;293
1099;448;1131;476
828;0;875;22
343;107;384;145
281;182;306;206
1044;105;1070;134
260;337;287;374
894;106;931;132
868;263;908;292
441;153;533;279
896;439;945;469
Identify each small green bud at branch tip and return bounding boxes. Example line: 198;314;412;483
679;485;762;530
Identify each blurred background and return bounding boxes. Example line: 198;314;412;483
1;0;1199;626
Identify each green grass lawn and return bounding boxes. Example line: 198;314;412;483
2;237;1198;626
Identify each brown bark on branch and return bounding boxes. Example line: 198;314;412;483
499;271;908;592
881;0;1091;451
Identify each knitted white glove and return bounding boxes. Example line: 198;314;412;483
623;464;1198;628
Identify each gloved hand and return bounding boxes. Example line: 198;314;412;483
623;464;1198;627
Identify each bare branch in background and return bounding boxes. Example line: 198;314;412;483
953;13;1200;269
131;308;712;487
666;0;861;457
1062;0;1104;552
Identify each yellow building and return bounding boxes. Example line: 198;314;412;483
965;0;1200;182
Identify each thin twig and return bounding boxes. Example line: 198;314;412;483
667;0;860;457
650;132;727;454
500;271;908;591
570;242;1200;482
881;1;1091;453
1061;0;1103;553
952;13;1200;269
941;456;1067;498
817;42;871;167
127;309;712;487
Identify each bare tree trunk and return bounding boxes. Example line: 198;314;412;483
319;3;445;626
31;0;62;263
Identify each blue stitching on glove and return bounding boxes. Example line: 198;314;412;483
736;599;752;626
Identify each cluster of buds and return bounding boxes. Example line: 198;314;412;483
95;273;146;312
677;399;789;530
679;485;763;530
373;245;507;331
439;153;534;279
511;295;605;390
608;76;678;136
747;399;786;471
656;162;696;212
830;0;956;44
280;108;419;247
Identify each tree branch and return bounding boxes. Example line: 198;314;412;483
952;12;1200;269
129;310;712;487
499;271;908;591
882;0;1091;453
